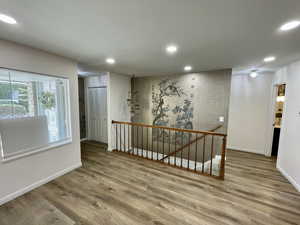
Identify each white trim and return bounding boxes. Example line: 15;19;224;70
265;82;287;157
65;79;73;141
107;147;113;152
80;138;88;142
0;162;82;205
0;72;73;162
107;73;112;152
277;165;300;192
265;84;278;157
227;147;265;155
83;77;89;140
85;77;91;140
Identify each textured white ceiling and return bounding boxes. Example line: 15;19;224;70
0;0;300;76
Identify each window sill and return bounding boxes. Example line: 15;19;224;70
1;138;72;163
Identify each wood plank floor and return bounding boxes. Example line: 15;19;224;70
1;148;300;225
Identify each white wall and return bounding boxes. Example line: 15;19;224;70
227;73;274;154
85;73;108;88
107;73;131;151
0;40;81;204
273;67;287;85
277;61;300;192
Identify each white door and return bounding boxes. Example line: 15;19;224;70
88;87;108;143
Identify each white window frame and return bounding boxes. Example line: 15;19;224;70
0;68;73;162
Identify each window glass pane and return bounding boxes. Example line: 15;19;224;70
11;81;34;118
0;69;71;160
34;79;68;142
0;69;12;119
9;70;69;143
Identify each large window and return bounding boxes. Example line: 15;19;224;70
0;68;71;161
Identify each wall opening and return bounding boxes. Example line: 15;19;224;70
271;84;286;158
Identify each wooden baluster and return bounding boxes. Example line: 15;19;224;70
118;123;120;151
162;129;165;160
174;131;177;166
135;125;138;155
181;132;183;168
168;129;171;165
115;123;118;151
128;124;130;154
187;133;191;170
202;136;206;173
219;136;227;180
210;136;214;176
147;127;149;159
132;125;135;155
136;126;139;156
151;128;154;160
124;124;126;152
142;126;144;158
194;133;198;172
119;124;122;152
118;124;120;151
157;128;159;160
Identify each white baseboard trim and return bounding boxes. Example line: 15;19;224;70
277;165;300;192
0;162;82;206
227;147;264;155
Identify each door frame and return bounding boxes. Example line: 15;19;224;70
86;86;108;143
265;83;286;157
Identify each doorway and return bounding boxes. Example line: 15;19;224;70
78;77;87;140
271;84;285;157
87;87;108;144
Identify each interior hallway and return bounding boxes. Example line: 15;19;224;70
0;146;299;225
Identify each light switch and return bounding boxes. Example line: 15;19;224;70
219;116;225;122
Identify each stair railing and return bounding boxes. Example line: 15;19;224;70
112;120;227;180
160;125;223;161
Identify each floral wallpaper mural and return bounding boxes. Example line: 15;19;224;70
151;78;195;142
172;99;193;129
132;70;231;137
151;79;194;129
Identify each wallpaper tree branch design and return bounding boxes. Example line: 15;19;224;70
151;79;194;141
151;79;193;126
172;99;194;129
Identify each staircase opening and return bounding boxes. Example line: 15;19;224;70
112;120;227;180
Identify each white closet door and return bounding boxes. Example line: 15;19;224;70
88;88;108;143
97;87;108;143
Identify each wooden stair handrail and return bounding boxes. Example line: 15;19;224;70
112;120;226;137
160;125;223;161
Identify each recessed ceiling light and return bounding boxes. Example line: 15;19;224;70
166;45;178;54
184;65;192;72
264;56;276;63
249;71;258;78
280;20;300;31
106;58;115;64
0;14;17;24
